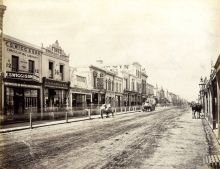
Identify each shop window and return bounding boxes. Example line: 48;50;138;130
49;61;54;79
12;55;19;72
28;60;35;73
5;87;14;114
24;89;38;108
60;64;64;80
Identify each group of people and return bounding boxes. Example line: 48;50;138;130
190;102;203;119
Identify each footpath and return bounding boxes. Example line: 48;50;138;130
0;106;166;133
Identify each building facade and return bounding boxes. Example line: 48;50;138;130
3;35;43;115
146;83;154;98
214;55;220;139
104;62;143;106
41;40;70;111
69;67;92;110
141;69;148;102
114;75;123;107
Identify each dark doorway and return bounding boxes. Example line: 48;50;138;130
14;88;24;114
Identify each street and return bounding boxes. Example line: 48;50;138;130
0;107;214;169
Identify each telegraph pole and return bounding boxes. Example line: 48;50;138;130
0;0;6;116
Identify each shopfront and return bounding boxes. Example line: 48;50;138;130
3;35;43;117
70;87;92;110
115;94;122;107
4;76;41;115
92;89;106;106
42;77;70;111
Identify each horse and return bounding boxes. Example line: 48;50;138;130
191;103;203;119
100;104;114;118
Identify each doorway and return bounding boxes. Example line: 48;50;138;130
14;88;24;114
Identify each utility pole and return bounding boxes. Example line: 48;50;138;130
0;0;6;116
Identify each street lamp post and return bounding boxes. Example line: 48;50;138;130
199;77;205;116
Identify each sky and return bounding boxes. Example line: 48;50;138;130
3;0;220;101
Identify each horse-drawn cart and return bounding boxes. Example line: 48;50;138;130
100;104;114;118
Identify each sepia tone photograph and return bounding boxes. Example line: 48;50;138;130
0;0;220;168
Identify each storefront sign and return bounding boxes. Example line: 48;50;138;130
5;40;42;56
43;78;70;89
6;72;40;81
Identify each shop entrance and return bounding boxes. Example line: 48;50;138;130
5;87;40;115
14;88;24;114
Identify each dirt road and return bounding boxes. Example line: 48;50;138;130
0;107;213;169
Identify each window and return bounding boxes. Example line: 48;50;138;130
28;60;35;73
125;79;128;90
116;83;118;92
60;64;64;80
108;80;111;91
112;81;114;91
49;61;54;79
132;79;135;91
93;76;97;88
12;55;19;72
105;80;108;90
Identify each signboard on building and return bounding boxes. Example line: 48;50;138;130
43;77;70;89
6;71;40;81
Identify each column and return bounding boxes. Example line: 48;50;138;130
40;87;43;118
0;3;6;115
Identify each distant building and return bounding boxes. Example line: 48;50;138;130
104;62;143;106
146;83;154;97
141;69;148;102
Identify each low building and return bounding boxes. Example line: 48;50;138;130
41;40;70;111
69;67;92;110
76;65;107;107
3;35;43;116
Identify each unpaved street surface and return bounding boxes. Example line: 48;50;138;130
0;107;213;169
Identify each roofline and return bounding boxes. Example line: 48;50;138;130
3;34;42;51
89;65;117;76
